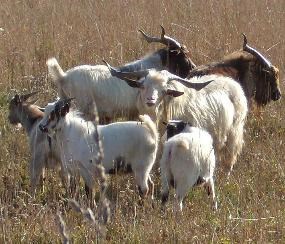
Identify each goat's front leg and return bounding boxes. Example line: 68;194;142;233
148;176;155;200
58;160;72;197
204;178;218;211
60;164;81;199
29;152;45;197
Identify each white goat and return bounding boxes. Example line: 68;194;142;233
106;65;248;175
46;26;195;121
8;92;64;194
39;99;158;198
160;124;217;211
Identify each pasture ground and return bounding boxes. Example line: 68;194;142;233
0;0;285;242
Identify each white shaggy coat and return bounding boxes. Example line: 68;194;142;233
40;104;158;197
160;127;217;211
136;71;248;174
46;53;163;121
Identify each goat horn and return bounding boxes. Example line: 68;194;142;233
242;33;272;68
139;25;182;49
38;107;45;112
20;91;39;101
138;29;162;44
103;60;149;78
168;75;213;90
159;25;182;49
103;59;120;76
103;60;148;88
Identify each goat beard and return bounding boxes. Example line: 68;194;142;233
255;77;271;106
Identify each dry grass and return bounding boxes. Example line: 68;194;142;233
1;0;285;242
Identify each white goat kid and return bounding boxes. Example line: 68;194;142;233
39;99;158;198
106;64;248;176
160;124;217;211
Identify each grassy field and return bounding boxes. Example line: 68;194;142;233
0;0;285;242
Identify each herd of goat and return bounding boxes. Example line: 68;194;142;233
8;26;281;211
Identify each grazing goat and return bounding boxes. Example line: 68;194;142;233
160;124;217;211
187;34;281;107
39;99;158;198
46;26;195;122
106;64;248;175
8;92;63;194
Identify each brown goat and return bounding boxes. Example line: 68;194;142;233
137;29;280;108
187;34;281;108
8;92;64;195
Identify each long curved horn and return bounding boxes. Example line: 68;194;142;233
242;33;272;68
159;25;182;49
20;91;39;101
139;25;182;49
167;74;213;90
103;60;149;78
138;29;162;44
103;60;148;88
37;107;45;112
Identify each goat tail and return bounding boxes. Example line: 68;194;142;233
139;114;158;142
46;58;65;82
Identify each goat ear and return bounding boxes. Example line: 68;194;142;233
166;89;184;97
